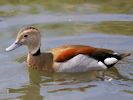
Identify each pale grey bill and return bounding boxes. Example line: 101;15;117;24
5;42;21;52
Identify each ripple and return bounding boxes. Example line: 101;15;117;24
0;14;133;30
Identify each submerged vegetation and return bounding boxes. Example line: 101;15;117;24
92;21;133;35
0;0;133;36
4;22;133;37
35;22;133;36
0;0;133;17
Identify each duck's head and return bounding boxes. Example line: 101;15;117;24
6;26;41;54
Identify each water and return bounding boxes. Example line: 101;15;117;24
0;0;133;100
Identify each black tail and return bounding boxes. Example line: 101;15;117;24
117;52;131;60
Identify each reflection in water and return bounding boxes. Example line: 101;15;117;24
20;69;44;100
0;0;133;16
7;65;122;100
122;90;133;94
48;85;96;93
92;21;133;35
9;69;44;100
1;0;133;99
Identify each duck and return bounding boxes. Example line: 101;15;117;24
5;26;131;72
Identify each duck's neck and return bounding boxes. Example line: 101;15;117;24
32;48;41;56
28;41;41;56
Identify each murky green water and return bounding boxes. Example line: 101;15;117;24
0;0;133;100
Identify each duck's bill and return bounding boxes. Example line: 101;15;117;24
5;42;21;52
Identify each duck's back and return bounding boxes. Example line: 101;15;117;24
51;45;96;62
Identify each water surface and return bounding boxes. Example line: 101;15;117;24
0;0;133;100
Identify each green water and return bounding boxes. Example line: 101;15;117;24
0;0;133;100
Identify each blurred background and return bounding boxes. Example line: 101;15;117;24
0;0;133;100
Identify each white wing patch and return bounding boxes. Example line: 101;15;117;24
113;52;118;55
104;57;118;65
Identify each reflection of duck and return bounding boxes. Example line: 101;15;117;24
8;64;121;99
8;68;43;100
6;26;131;72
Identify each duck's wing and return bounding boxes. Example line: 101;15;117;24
51;45;96;62
51;44;130;67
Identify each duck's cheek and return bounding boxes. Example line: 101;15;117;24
17;38;27;45
20;38;26;44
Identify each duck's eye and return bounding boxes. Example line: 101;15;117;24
24;35;28;37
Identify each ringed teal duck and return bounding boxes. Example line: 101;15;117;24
6;26;131;72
